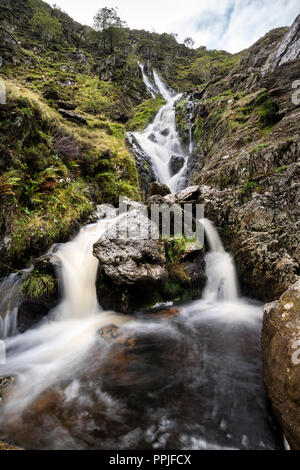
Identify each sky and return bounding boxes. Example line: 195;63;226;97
45;0;299;53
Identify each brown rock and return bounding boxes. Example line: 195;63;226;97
262;280;300;449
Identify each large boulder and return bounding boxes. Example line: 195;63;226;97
262;280;300;449
93;200;205;313
93;203;167;312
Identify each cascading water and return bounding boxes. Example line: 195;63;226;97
201;219;239;302
132;66;188;192
0;269;32;339
0;210;130;418
138;63;157;98
0;63;283;450
187;95;195;154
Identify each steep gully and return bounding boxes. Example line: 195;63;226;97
0;67;283;449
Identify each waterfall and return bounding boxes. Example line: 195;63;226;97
132;66;188;193
51;221;110;320
138;63;157;98
201;219;239;302
187;95;195;154
0;211;130;418
0;270;31;339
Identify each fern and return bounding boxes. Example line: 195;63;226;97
0;171;20;198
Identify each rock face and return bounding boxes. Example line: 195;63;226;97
126;133;157;199
178;17;300;301
262;280;300;449
262;15;300;73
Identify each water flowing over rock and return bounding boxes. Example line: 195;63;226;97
93;197;205;313
262;280;300;449
130;67;188;193
169;155;185;176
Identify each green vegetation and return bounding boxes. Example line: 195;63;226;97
239;180;262;203
260;99;280;127
31;10;62;45
22;269;56;300
126;96;166;131
0;79;141;271
251;143;270;153
93;7;127;53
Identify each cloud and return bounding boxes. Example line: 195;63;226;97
44;0;299;53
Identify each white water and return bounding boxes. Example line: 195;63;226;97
138;63;157;98
0;211;131;418
0;65;273;449
133;67;188;193
201;219;239;302
0;270;32;339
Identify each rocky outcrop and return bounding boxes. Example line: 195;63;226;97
58;109;87;125
178;16;300;301
262;280;300;449
262;15;300;74
126;133;157;199
93;192;206;313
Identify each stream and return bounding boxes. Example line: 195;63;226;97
0;66;283;450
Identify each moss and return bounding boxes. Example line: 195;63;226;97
126;96;166;132
274;165;288;174
0;78;141;272
162;279;182;298
9;180;93;263
96;172;139;205
251;143;270;153
22;270;56;300
238;180;262;203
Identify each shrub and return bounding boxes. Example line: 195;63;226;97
260;100;280;126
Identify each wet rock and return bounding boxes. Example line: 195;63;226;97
94;237;167;287
148;182;171;198
99;324;121;340
148;133;158;143
150;307;181;319
160;128;170;136
169;155;185;176
93;201;205;313
0;441;23;450
262;280;300;449
93;204;167;312
126;133;157;199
